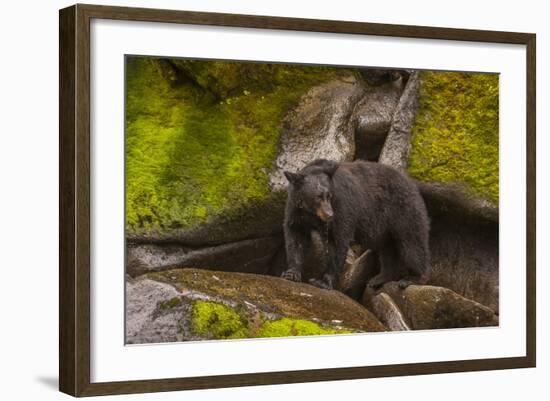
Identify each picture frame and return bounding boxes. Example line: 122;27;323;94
59;3;536;397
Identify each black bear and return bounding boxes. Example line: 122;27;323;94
281;159;430;290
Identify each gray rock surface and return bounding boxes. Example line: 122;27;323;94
363;290;411;331
127;236;282;277
351;78;405;161
125;277;199;344
337;248;378;299
269;74;366;190
378;71;421;170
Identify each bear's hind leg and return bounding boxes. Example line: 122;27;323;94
367;243;403;289
396;237;430;289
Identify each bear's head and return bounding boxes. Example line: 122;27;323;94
284;159;339;223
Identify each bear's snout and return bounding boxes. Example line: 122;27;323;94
316;201;334;222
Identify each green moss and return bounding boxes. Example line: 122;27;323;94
409;71;499;203
125;57;344;234
191;300;248;339
159;296;182;310
190;300;353;340
257;318;353;338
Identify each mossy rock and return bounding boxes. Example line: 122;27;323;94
257;318;353;337
190;301;352;340
191;300;249;339
409;71;499;204
151;268;386;335
169;59;287;99
376;282;498;330
126;268;386;343
125;57;362;243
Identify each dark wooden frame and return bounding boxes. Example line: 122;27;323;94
59;3;536;397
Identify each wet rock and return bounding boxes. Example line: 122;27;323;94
269;74;366;190
359;68;408;87
126;277;200;344
418;181;498;224
362;289;411;331
125;268;386;343
337;249;378;299
127;193;286;247
378;71;421;170
369;282;498;330
351;78;405;161
127;236;283;277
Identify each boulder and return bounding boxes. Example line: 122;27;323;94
363;291;411;331
363;282;498;330
269;74;366;190
359;68;410;87
127;236;283;277
126;268;387;344
351;77;405;161
378;71;421;170
418;181;498;224
337;248;378;299
126;276;201;344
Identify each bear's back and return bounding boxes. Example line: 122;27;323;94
338;160;415;190
335;160;426;216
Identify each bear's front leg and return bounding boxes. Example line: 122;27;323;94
281;226;310;283
309;225;351;290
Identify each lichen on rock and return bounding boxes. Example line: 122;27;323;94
257;318;353;337
191;300;353;339
408;71;499;203
191;300;248;339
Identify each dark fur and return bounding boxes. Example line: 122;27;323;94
282;159;430;290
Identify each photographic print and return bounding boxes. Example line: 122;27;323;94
124;56;499;344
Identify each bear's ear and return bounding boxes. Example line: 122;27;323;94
284;171;304;185
320;160;339;177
